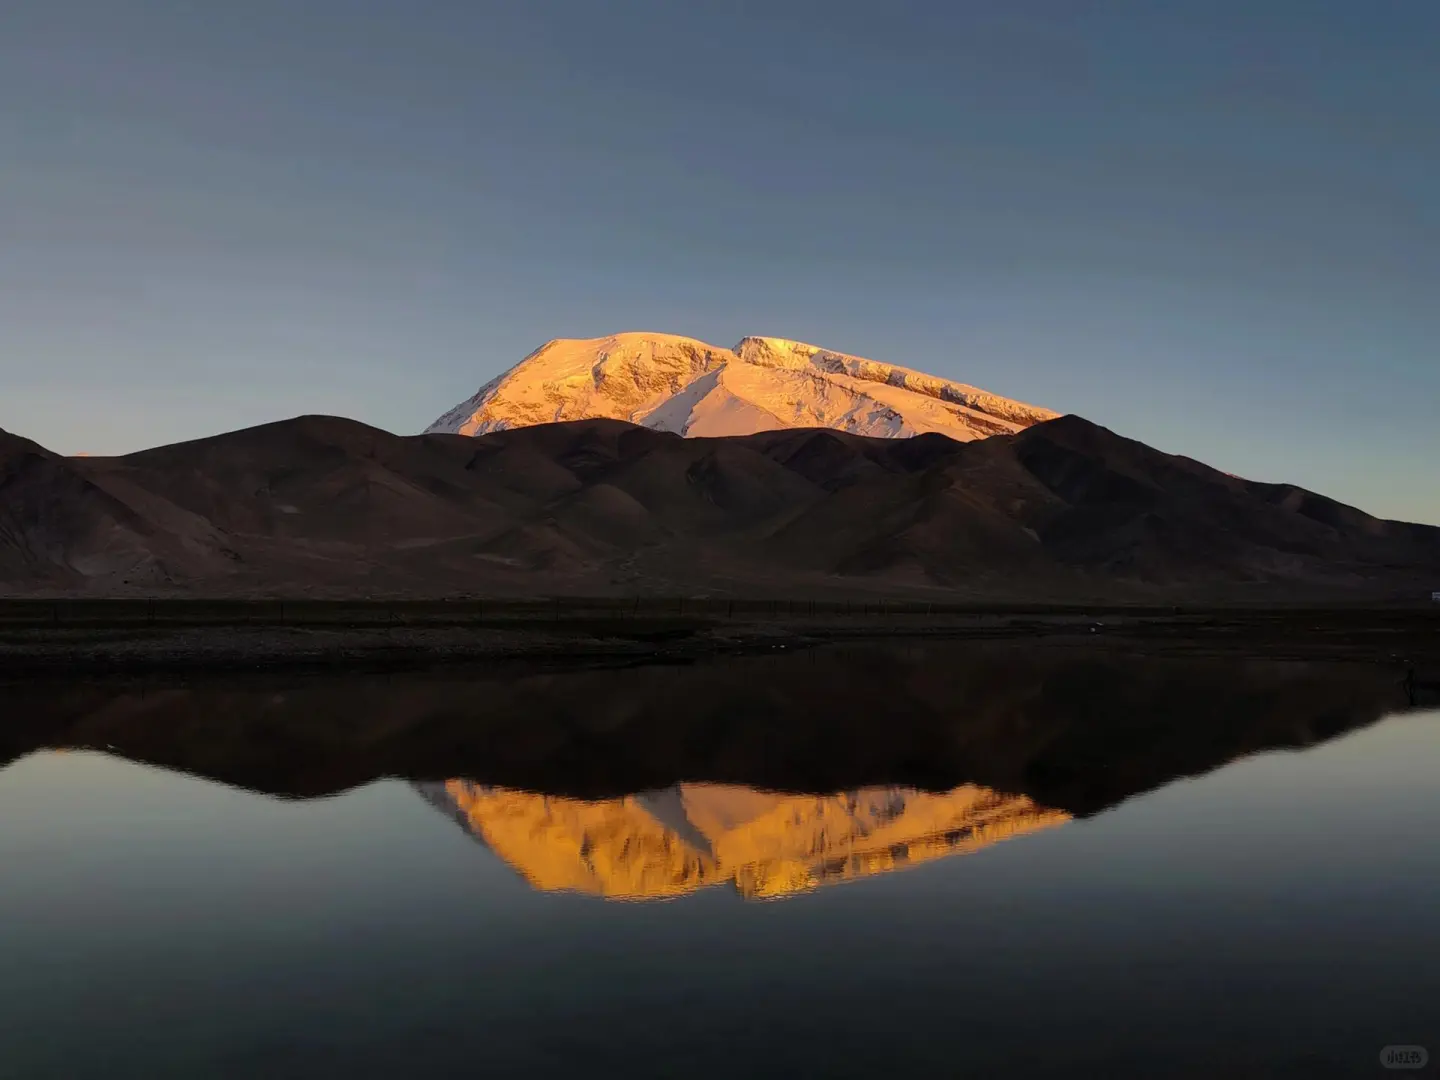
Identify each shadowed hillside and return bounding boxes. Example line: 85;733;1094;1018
2;414;1436;599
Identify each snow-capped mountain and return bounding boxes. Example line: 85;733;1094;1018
425;332;1058;441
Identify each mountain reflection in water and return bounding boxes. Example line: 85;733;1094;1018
5;639;1420;907
417;781;1070;900
3;642;1415;813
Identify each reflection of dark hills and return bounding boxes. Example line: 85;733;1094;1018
3;643;1413;816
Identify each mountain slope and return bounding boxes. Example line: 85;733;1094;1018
425;332;1058;441
0;427;236;589
2;415;1437;598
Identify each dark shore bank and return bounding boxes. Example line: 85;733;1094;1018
0;599;1436;675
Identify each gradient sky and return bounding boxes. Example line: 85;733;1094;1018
2;2;1436;522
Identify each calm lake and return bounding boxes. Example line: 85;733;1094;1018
2;642;1437;1078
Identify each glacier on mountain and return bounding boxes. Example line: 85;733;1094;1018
425;333;1057;441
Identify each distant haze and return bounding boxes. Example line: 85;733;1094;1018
2;3;1436;523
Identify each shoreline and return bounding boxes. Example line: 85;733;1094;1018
3;607;1438;675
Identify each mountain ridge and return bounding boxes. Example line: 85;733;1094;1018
1;411;1437;598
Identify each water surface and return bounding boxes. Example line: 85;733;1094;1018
2;644;1437;1078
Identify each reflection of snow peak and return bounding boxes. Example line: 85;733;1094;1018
414;781;1071;900
425;333;1057;442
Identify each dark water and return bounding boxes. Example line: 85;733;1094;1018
2;643;1438;1078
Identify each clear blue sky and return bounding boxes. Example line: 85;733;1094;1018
2;2;1436;522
